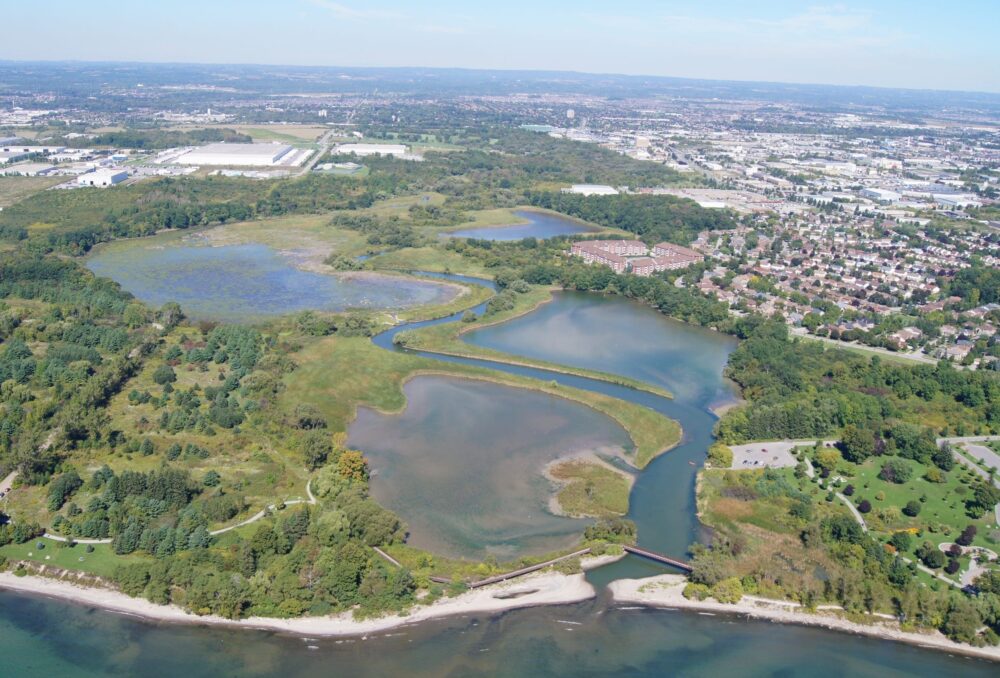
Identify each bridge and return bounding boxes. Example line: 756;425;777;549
622;545;693;572
423;545;692;588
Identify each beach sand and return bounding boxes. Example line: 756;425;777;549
0;568;596;637
609;574;1000;662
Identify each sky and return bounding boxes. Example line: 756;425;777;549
3;1;999;93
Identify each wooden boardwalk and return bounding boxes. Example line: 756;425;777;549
426;544;692;589
622;545;693;572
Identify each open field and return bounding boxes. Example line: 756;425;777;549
171;123;328;144
0;541;149;578
0;176;65;208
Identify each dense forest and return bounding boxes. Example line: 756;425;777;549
0;254;419;619
58;128;253;150
715;318;1000;443
526;192;736;245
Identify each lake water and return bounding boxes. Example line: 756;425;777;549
2;590;993;677
447;209;597;241
86;237;456;323
347;375;631;559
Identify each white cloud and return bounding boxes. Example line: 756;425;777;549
306;0;402;21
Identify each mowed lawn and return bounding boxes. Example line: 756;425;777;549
0;541;149;579
838;456;997;552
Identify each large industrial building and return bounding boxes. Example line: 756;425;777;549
174;142;309;167
76;168;129;187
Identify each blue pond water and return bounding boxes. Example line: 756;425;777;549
447;209;597;241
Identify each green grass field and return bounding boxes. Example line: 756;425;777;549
839;456;998;553
0;541;149;578
0;176;65;208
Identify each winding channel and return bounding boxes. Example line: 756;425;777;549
374;272;722;580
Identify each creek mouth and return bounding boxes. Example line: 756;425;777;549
374;273;737;576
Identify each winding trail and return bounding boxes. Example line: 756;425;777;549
36;478;318;545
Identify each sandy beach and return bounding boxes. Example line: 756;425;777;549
0;568;596;637
609;574;1000;662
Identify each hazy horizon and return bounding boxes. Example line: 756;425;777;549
2;1;998;94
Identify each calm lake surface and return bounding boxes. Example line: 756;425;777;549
86;236;455;322
348;375;631;559
2;590;994;677
3;282;987;675
447;209;597;241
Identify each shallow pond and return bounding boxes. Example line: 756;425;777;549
465;291;738;408
86;235;456;323
347;375;632;559
447;209;597;241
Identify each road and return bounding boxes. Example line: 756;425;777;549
790;328;940;366
297;129;337;176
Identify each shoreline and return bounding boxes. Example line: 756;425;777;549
0;568;596;638
609;574;1000;663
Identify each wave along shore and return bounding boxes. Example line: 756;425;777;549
0;569;596;637
609;574;1000;663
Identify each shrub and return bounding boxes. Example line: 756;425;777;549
955;525;977;547
152;364;176;385
711;577;744;604
707;443;733;468
917;542;946;569
682;582;711;601
843;484;854;496
857;499;872;514
903;500;921;517
889;532;912;552
878;459;913;484
945;559;961;575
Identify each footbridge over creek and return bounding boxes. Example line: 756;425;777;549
421;545;692;589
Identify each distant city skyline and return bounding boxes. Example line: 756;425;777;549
3;0;999;93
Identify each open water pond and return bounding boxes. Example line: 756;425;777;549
86;234;457;323
347;375;632;559
447;209;598;241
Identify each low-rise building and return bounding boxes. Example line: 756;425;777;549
563;184;619;196
76;168;129;187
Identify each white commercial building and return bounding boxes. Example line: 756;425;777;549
0;162;57;176
175;142;297;167
564;184;620;196
934;194;982;209
861;188;902;203
77;169;129;187
334;143;408;157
